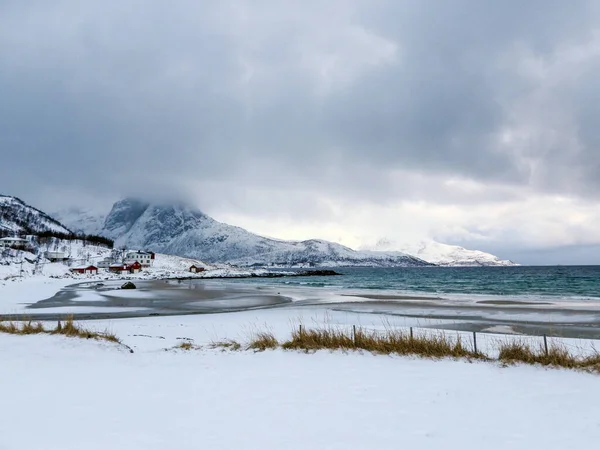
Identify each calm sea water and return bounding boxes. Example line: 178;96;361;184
231;266;600;300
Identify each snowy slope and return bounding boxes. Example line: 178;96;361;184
0;239;114;281
0;195;71;235
364;238;517;266
98;200;431;268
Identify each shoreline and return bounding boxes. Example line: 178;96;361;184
1;276;600;339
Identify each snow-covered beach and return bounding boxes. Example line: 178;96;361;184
3;263;600;449
2;307;600;450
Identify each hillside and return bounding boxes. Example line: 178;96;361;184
0;195;71;236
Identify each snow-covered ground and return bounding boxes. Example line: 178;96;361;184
1;312;599;450
2;274;600;449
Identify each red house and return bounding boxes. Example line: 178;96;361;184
189;265;205;273
127;261;142;273
70;265;98;275
109;264;128;274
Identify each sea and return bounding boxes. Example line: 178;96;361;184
227;266;600;302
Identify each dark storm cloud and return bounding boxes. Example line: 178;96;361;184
1;0;600;256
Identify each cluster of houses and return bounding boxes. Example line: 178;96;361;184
1;236;207;277
69;250;155;276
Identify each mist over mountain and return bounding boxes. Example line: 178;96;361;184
52;198;516;267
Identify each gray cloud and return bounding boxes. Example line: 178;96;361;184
1;1;600;263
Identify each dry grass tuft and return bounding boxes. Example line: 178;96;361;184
498;339;592;370
281;326;484;360
175;341;197;351
247;331;279;351
0;320;45;335
210;339;242;351
0;316;120;345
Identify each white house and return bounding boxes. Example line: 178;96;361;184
123;250;154;267
0;237;28;248
98;257;118;269
45;251;67;262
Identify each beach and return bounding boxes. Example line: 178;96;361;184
2;276;600;339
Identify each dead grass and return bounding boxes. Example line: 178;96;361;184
210;339;242;351
281;326;484;360
498;339;600;372
175;341;197;351
0;316;121;344
247;331;279;351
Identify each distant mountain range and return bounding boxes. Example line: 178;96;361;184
51;197;517;267
361;238;516;267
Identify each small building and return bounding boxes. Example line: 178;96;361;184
109;262;142;274
98;257;117;269
0;237;28;249
189;265;205;273
70;265;99;275
127;261;142;274
124;251;154;267
109;264;129;275
45;251;68;262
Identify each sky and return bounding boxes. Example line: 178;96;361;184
1;1;600;265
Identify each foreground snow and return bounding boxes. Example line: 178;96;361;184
1;329;598;450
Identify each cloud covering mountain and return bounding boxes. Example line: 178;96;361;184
2;1;600;264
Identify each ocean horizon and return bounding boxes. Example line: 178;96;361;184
227;265;600;302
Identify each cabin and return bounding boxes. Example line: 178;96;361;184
45;251;68;262
70;265;98;275
189;265;205;273
127;261;142;274
109;262;142;274
109;264;129;275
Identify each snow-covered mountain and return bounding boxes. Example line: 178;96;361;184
53;197;517;267
84;199;431;268
363;238;517;266
0;195;71;236
52;207;106;236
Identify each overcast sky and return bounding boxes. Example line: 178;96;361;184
1;1;600;264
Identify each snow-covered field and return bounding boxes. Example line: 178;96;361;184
1;314;599;450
